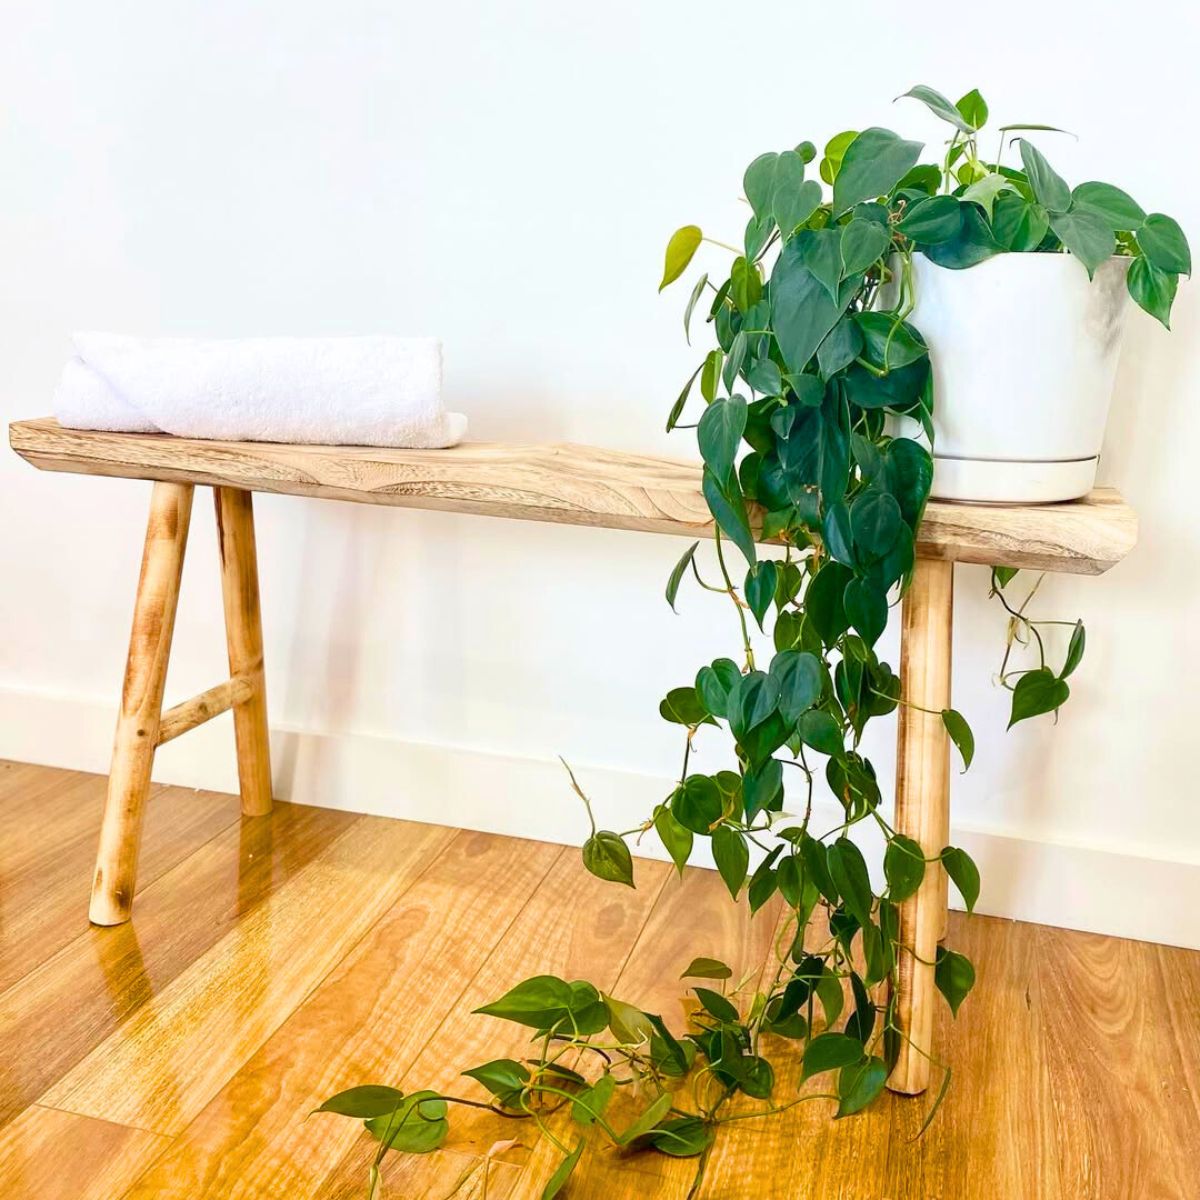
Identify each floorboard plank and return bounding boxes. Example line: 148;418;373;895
879;914;1062;1200
0;758;93;811
317;848;674;1198
696;901;832;1200
506;868;783;1200
0;776;239;994
329;1148;522;1200
1;762;1198;1200
1157;940;1200;1129
123;830;564;1198
0;762;101;837
360;1147;520;1195
41;814;456;1135
0;799;354;1128
0;1104;171;1200
1036;925;1196;1200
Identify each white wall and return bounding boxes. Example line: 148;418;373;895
2;1;1198;946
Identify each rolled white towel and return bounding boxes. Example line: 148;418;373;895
53;333;467;448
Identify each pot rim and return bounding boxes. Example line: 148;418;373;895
913;250;1132;272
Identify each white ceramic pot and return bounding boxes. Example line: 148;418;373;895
902;252;1130;504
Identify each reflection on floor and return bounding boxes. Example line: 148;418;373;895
0;758;1197;1199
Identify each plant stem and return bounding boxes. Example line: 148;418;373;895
713;529;755;670
434;1095;534;1119
560;757;597;836
713;1093;839;1124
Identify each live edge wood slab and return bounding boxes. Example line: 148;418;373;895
8;416;1138;1098
12;417;1135;573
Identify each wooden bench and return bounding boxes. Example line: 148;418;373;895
8;416;1138;1096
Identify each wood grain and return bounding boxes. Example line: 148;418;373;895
89;480;194;926
10;418;1137;574
0;772;232;996
0;796;354;1127
122;830;564;1198
42;814;456;1134
695;902;823;1200
1035;925;1199;1200
914;487;1136;575
889;556;954;1095
327;1148;523;1200
879;912;1061;1200
507;869;783;1200
2;763;1198;1200
1157;939;1200;1129
317;849;674;1197
156;678;253;745
0;1104;170;1200
0;758;91;810
214;486;273;815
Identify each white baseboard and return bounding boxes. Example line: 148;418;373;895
2;681;1197;950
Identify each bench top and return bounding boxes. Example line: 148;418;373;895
9;417;1137;575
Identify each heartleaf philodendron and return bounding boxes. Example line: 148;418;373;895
321;88;1184;1198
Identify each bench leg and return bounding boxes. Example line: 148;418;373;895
215;487;272;816
89;482;195;926
888;556;953;1095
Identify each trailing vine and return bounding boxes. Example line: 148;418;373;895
319;85;1187;1198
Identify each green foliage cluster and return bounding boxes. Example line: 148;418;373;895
314;941;973;1199
320;86;1186;1198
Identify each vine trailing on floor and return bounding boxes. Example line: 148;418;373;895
318;86;1188;1199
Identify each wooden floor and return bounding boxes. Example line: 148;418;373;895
1;760;1197;1199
